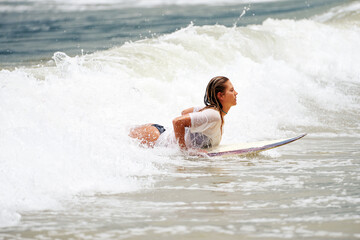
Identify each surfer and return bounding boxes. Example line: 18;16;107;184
129;76;238;151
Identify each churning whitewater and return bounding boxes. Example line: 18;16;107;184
0;0;359;238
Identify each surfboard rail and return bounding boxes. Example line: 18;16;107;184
207;133;307;157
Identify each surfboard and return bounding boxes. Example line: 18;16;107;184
207;133;307;157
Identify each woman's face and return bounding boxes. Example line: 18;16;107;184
220;80;238;107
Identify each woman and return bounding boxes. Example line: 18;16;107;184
129;76;238;152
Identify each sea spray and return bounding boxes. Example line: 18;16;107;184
1;1;360;228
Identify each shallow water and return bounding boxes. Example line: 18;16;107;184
1;0;360;239
2;137;360;239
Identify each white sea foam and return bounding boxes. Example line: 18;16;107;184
312;1;360;25
1;4;360;228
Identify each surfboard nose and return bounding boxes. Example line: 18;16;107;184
207;134;307;157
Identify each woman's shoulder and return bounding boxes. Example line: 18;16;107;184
201;108;221;120
202;107;219;113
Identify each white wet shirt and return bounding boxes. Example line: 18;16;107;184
186;107;222;148
156;107;223;149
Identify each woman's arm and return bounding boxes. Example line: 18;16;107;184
181;107;195;116
172;115;191;149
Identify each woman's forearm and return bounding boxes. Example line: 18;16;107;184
181;107;194;116
172;115;191;149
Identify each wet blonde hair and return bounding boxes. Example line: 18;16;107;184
203;76;229;133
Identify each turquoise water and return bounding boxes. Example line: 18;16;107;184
1;0;360;239
0;0;348;67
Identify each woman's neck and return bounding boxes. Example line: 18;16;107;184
221;105;230;116
220;108;228;115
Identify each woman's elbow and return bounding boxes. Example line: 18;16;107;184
172;117;180;127
173;116;191;129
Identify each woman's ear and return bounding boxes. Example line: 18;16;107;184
217;91;224;101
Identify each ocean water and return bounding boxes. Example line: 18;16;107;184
1;0;360;239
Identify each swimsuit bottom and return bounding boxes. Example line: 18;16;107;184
152;124;166;134
152;124;211;149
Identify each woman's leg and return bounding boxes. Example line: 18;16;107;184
129;124;161;147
